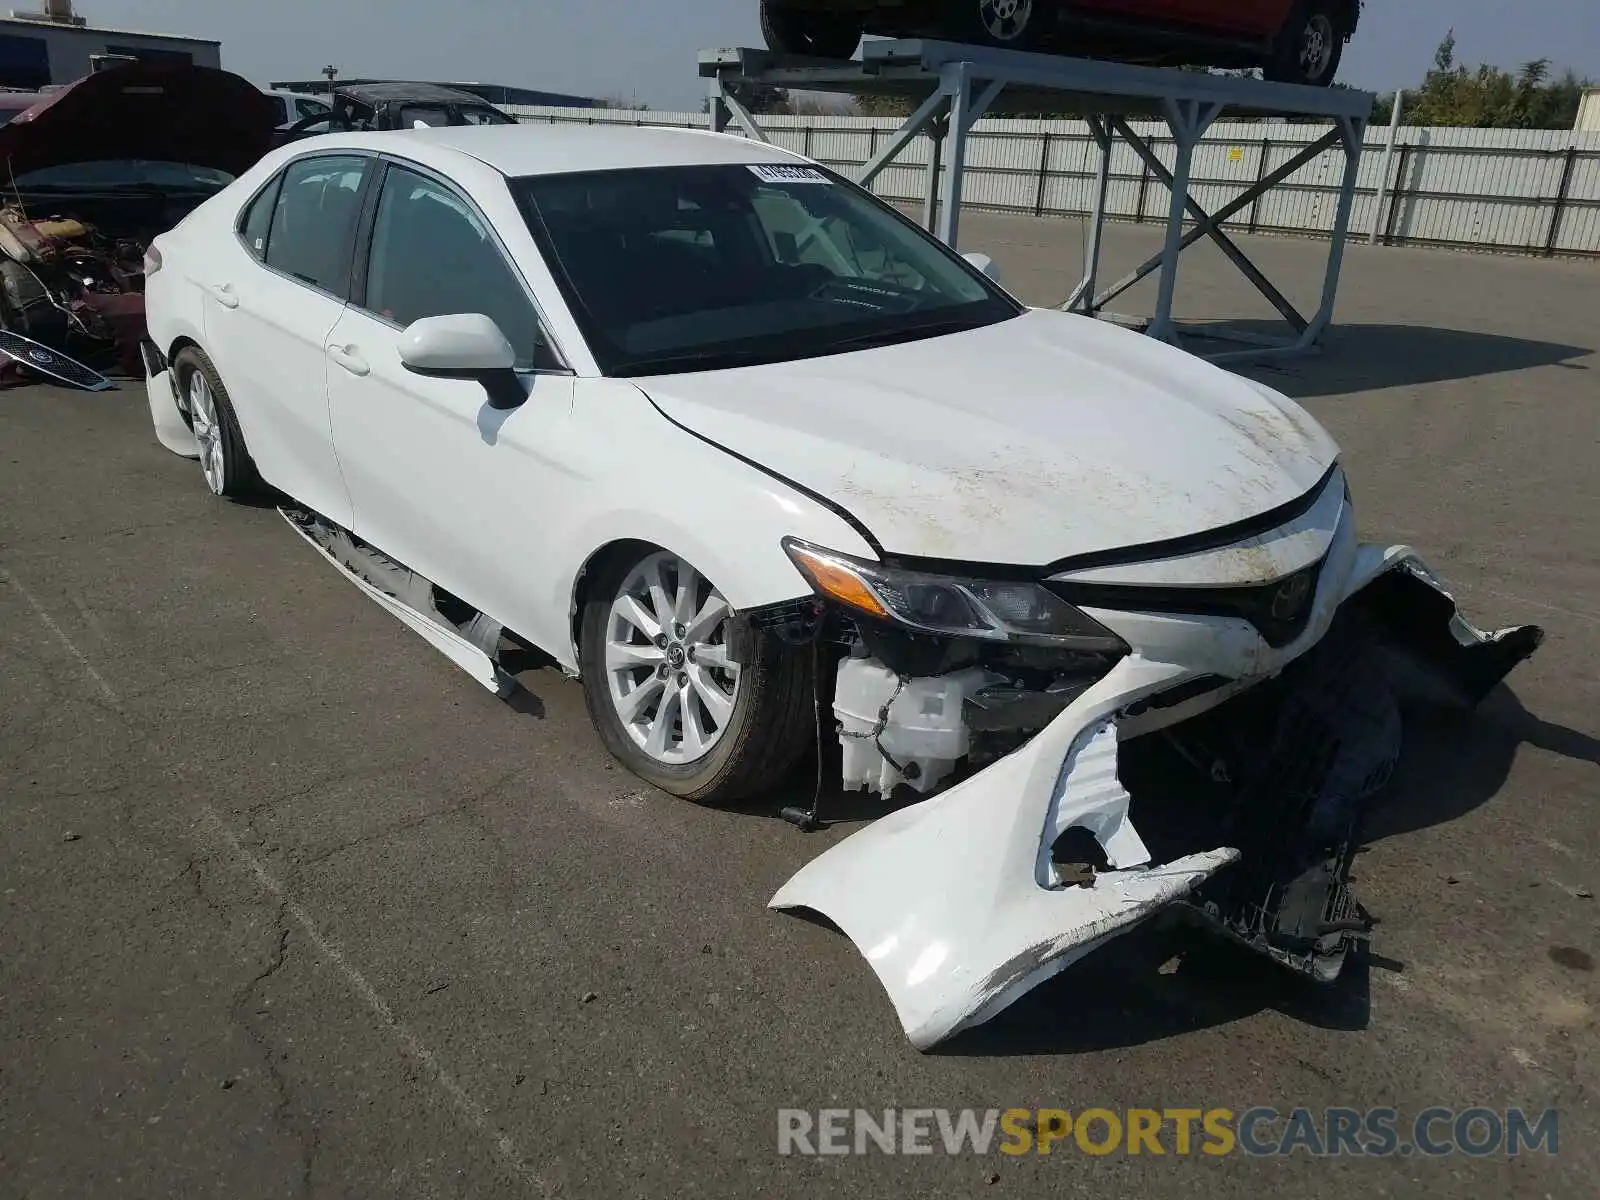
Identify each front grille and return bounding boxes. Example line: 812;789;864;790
0;330;111;392
1049;558;1324;649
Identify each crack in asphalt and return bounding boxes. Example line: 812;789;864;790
289;766;531;872
3;562;550;1195
200;808;549;1195
229;903;319;1198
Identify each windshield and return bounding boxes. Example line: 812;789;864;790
512;163;1021;376
10;159;234;192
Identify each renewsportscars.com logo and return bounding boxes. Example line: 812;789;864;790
777;1107;1559;1158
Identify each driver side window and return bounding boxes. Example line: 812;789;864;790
361;164;557;370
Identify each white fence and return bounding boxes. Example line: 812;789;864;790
505;104;1600;258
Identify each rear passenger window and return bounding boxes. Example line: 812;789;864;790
237;175;281;259
264;154;368;294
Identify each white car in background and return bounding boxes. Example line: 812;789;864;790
139;124;1540;1050
261;88;332;128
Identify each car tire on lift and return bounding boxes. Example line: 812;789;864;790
579;545;815;805
1264;0;1344;87
958;0;1053;51
759;0;864;59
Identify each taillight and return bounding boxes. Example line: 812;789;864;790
143;244;163;276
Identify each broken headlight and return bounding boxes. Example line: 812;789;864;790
784;539;1125;651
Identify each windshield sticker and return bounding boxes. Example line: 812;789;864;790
747;164;831;184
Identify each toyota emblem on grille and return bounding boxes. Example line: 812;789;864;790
1269;572;1313;620
27;349;53;365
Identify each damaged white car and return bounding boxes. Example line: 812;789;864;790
140;124;1542;1050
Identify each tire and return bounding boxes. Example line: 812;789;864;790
579;546;814;804
759;0;863;59
958;0;1052;50
1264;0;1343;87
173;346;262;500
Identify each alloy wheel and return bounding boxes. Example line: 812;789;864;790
604;551;741;765
978;0;1035;43
1300;14;1334;81
187;369;225;495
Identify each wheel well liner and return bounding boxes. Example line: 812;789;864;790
568;538;660;665
166;336;201;421
167;335;202;373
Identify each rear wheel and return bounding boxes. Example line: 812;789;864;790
1264;0;1343;87
173;347;261;500
580;546;813;804
759;0;863;59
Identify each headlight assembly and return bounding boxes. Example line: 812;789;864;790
784;539;1125;651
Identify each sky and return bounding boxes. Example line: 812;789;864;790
75;0;1599;110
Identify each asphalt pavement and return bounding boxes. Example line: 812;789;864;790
1;218;1596;1198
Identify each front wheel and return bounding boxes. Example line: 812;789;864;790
759;0;863;59
579;547;814;804
1264;0;1343;87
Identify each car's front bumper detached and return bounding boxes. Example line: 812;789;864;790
771;540;1543;1051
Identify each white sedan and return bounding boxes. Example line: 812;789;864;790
141;124;1540;1050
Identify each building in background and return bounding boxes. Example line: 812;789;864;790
269;77;598;110
0;1;219;89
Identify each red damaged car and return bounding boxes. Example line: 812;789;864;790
0;62;276;375
760;0;1362;86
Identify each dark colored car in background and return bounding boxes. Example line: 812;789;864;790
0;62;276;372
274;81;518;146
759;0;1362;86
0;89;44;127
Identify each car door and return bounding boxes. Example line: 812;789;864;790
323;159;578;652
203;152;372;528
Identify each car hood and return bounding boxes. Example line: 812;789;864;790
635;308;1340;567
0;63;277;179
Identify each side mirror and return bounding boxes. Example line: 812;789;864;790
400;313;523;409
962;251;1002;284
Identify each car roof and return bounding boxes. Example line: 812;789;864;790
294;122;809;178
336;80;491;107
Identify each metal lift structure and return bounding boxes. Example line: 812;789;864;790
700;39;1374;362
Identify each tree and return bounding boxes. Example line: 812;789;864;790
1402;32;1591;128
851;92;917;118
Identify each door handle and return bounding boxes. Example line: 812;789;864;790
327;344;370;377
208;282;239;309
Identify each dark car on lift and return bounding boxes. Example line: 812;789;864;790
274;81;518;146
759;0;1362;87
